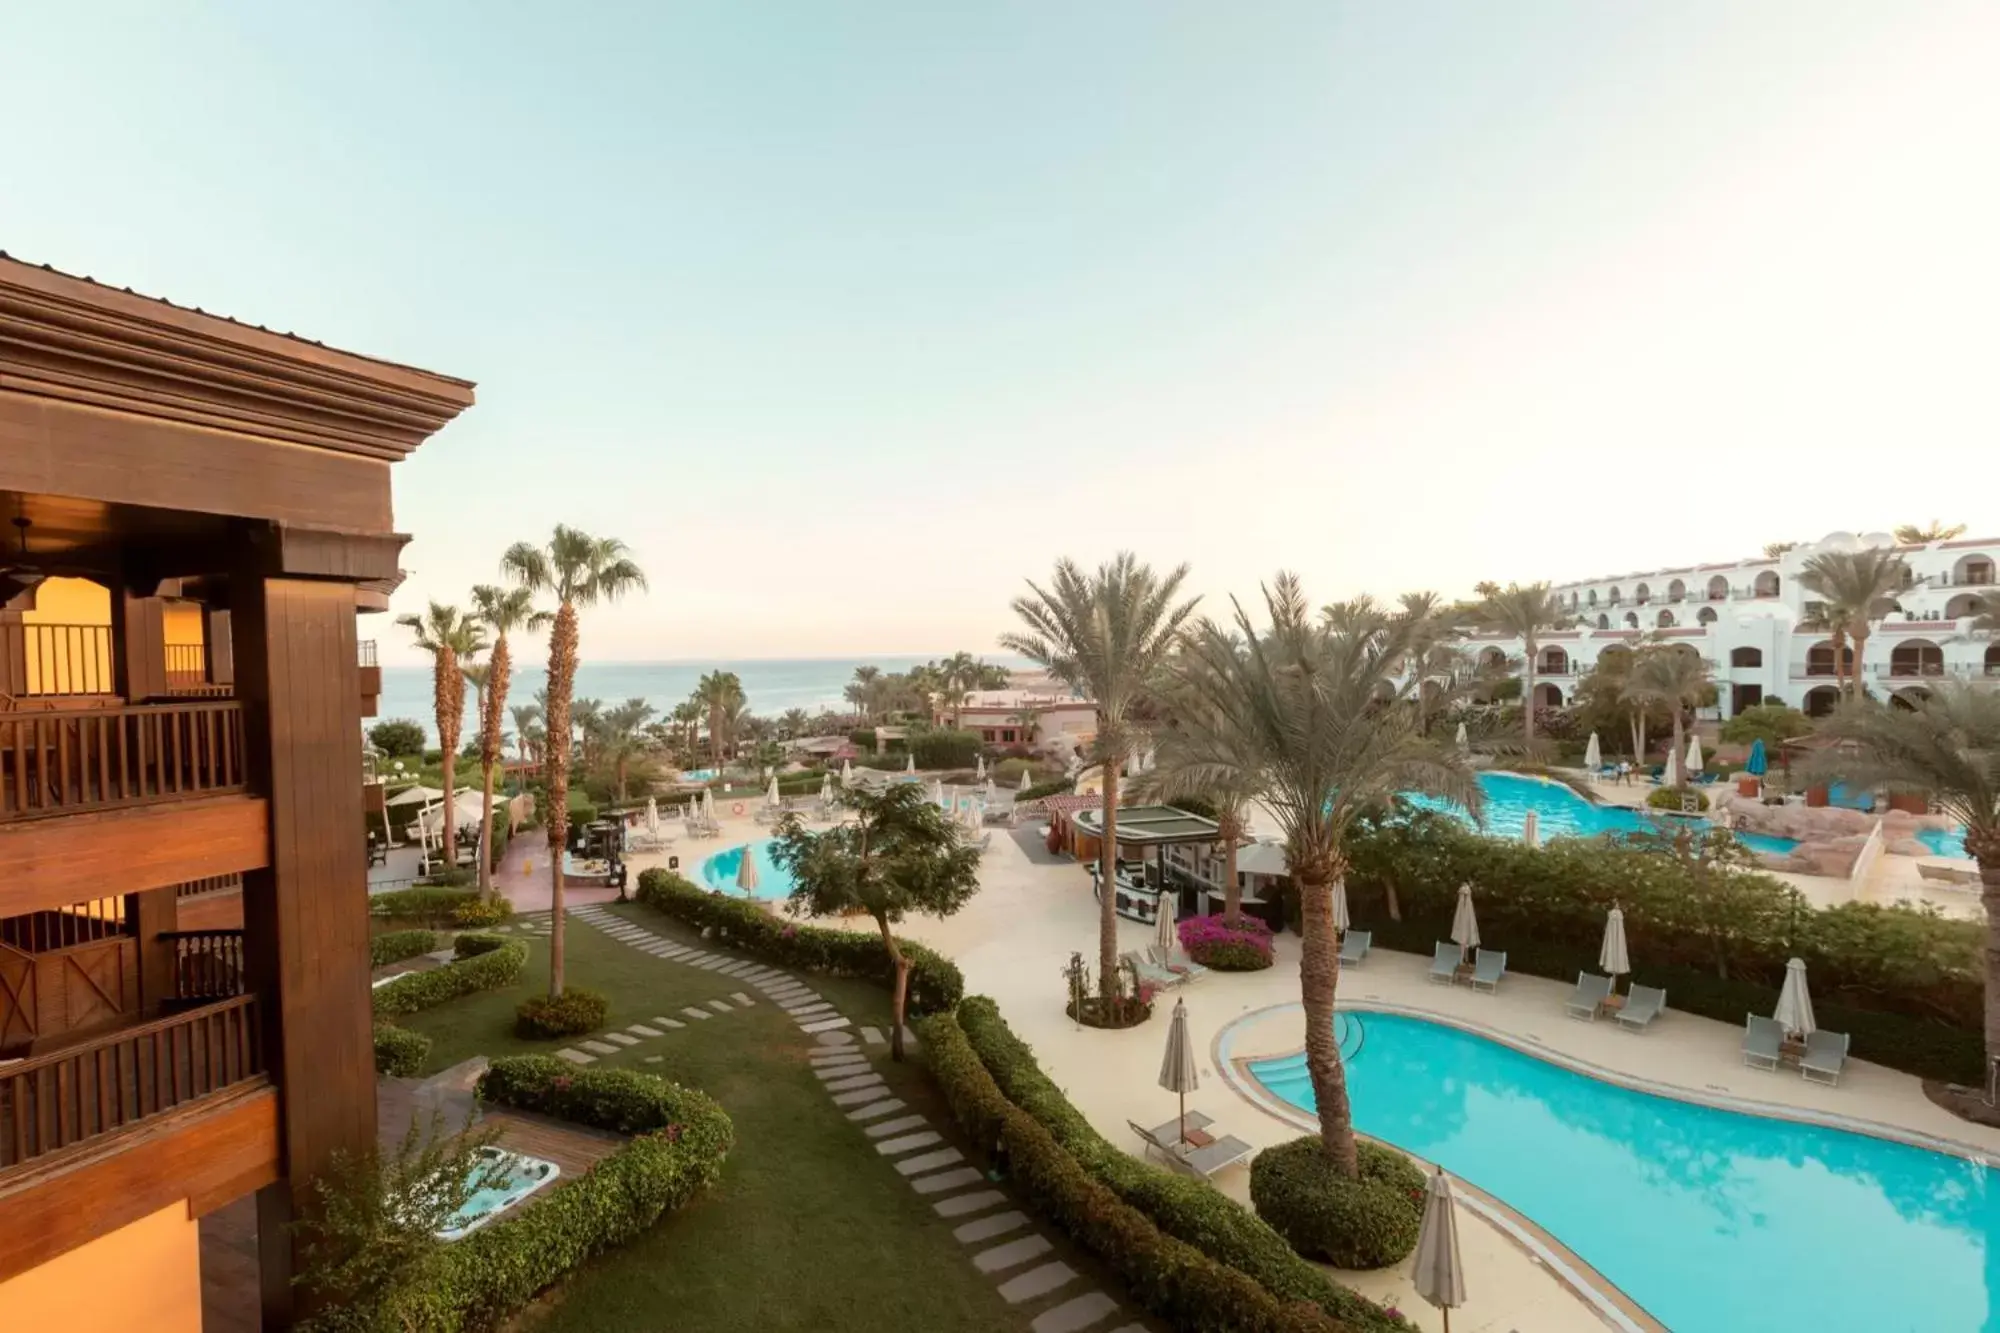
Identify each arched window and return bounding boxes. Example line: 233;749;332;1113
1532;682;1564;709
1753;571;1780;598
1805;641;1853;677
1587;589;1599;607
1608;585;1623;605
1730;647;1763;668
1537;647;1569;675
1952;554;1995;587
1707;576;1730;600
1635;582;1651;604
1889;639;1943;678
1666;578;1686;601
1697;606;1718;625
1803;685;1840;718
1623;612;1639;629
1656;610;1677;628
1596;614;1610;629
1478;647;1507;671
1946;593;1985;619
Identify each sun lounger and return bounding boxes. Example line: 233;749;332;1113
1427;942;1459;984
1470;949;1507;993
1742;1014;1784;1070
1129;1118;1252;1177
1121;950;1185;990
1150;945;1211;980
1800;1029;1850;1085
1616;984;1666;1032
1338;930;1371;967
1565;972;1612;1021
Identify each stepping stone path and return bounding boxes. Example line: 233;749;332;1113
563;903;1145;1332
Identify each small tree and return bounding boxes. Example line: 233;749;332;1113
369;719;427;759
771;783;980;1061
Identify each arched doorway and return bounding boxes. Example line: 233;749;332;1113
1634;582;1651;605
1696;606;1718;625
1951;553;1994;587
1805;640;1852;678
1707;576;1730;600
1656;610;1677;628
1730;647;1763;668
1666;578;1686;601
1888;639;1943;678
1586;589;1599;607
1608;585;1623;606
1803;685;1841;718
1537;646;1569;675
1532;682;1564;709
1623;612;1640;629
1946;593;1986;620
1596;614;1610;629
1986;643;2000;678
1753;571;1780;598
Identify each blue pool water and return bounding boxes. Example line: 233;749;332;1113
1406;772;1801;856
1247;1013;1995;1331
700;839;795;900
1919;825;1973;860
678;768;719;784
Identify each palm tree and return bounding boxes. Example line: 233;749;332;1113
1002;553;1199;1001
940;651;980;726
509;703;543;763
501;526;648;998
1478;583;1570;745
602;697;659;801
845;665;881;721
394;602;487;872
1894;521;1966;546
695;671;745;768
1395;591;1454;735
1629;648;1711;786
669;699;703;761
1137;687;1261;929
471;585;549;899
571;697;606;772
1810;687;2000;1073
1801;549;1907;701
1166;575;1478;1172
780;707;810;739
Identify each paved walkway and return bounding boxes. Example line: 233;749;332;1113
569;903;1155;1333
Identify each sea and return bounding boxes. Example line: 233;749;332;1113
376;655;1033;745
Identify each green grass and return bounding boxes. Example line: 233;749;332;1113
398;906;1040;1332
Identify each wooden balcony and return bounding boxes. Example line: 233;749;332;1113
0;699;246;822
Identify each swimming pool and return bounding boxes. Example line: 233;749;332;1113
679;768;718;784
700;839;795;900
1406;772;1800;856
438;1147;561;1241
1918;825;1973;860
1244;1012;1994;1331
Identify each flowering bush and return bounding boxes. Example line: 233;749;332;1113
1178;913;1275;971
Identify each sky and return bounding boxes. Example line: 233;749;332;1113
5;2;1996;666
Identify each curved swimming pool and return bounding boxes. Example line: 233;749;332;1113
1244;1012;1994;1332
699;839;794;900
1406;772;1801;856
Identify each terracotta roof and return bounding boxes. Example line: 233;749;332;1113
1032;793;1102;818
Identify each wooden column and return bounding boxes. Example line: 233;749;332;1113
112;591;169;701
230;573;371;1329
205;605;235;685
127;885;180;1011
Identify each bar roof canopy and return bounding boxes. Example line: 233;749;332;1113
1073;804;1222;846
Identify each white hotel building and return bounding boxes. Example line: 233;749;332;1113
1457;530;1999;720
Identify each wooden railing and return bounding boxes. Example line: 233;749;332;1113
160;929;247;1002
0;623;116;698
0;897;128;953
0;994;262;1170
358;639;378;668
0;700;246;820
176;873;243;899
163;642;206;687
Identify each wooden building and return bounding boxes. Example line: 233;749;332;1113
0;254;473;1329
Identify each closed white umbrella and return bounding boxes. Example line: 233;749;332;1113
820;774;833;802
1331;877;1351;933
1018;768;1032;792
1584;731;1602;770
646;796;660;836
841;759;853;786
1450;883;1480;959
1599;905;1631;987
984;778;997;802
1774;957;1816;1038
1662;749;1681;787
1521;810;1540;848
767;776;781;808
1157;998;1200;1144
1686;734;1704;777
905;753;916;774
931;778;945;806
735;844;760;894
1412;1168;1468;1331
1155;890;1179;954
976;754;986;780
703;789;717;824
1455;721;1468;752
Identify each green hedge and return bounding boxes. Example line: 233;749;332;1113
952;998;1404;1331
370;939;527;1019
452;932;510;959
920;1010;1381;1333
1346;811;1985;1083
910;728;983;770
370;930;438;968
371;1023;432;1077
372;1067;733;1331
452;896;513;928
478;1055;687;1134
370;886;480;927
634;869;962;1014
514;988;610;1040
1019;777;1075;802
1250;1138;1424;1269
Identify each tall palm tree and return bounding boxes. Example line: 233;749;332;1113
1395;591;1455;735
1893;521;1966;545
1801;549;1907;702
695;671;745;768
571;697;606;773
1137;686;1262;928
509;703;543;764
845;665;882;721
502;526;648;998
602;697;659;801
471;584;549;899
394;602;486;872
1629;648;1711;785
940;651;980;726
780;707;810;739
1810;687;2000;1072
1478;583;1570;745
669;699;703;760
1167;575;1478;1171
1002;554;1199;1001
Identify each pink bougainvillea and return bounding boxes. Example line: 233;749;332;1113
1177;912;1275;969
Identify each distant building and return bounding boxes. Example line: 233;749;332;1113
945;687;1098;749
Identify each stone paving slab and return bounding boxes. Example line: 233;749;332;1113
894;1148;964;1177
790;1006;838;1023
628;1024;662;1037
824;1073;884;1093
909;1166;984;1195
555;1048;596;1065
831;1085;891;1107
1032;1293;1120;1333
861;1026;886;1046
861;1114;929;1139
875;1131;943;1156
815;1062;869;1081
815;1030;856;1046
847;1097;908;1121
778;994;824;1010
934;1189;1006;1217
652;1017;686;1029
802;1016;853;1033
681;1007;714;1021
996;1262;1076;1304
605;1032;640;1047
952;1210;1028;1243
973;1235;1051;1274
810;1049;867;1064
581;1040;619;1055
707;999;734;1014
731;992;756;1006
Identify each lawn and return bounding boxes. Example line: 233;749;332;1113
398;904;1069;1332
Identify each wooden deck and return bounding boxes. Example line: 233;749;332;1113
200;1069;626;1331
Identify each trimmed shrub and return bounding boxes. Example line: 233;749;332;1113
452;931;510;959
1019;777;1076;802
952;998;1405;1330
369;929;438;968
370;939;527;1019
1647;786;1707;811
910;728;982;770
452;896;513;928
634;869;962;1013
371;1023;431;1077
920;1010;1393;1333
1178;913;1275;971
369;886;480;927
479;1055;685;1133
1250;1137;1424;1269
514;988;610;1040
